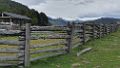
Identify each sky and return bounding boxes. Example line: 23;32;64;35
12;0;120;20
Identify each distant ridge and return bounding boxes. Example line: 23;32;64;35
82;17;120;24
48;17;120;26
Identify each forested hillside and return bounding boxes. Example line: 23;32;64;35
0;0;50;25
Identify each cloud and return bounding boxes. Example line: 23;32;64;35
12;0;46;5
12;0;120;20
73;0;94;5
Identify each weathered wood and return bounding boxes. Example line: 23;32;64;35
24;23;30;67
0;49;23;53
72;43;82;49
66;22;74;53
31;47;67;54
80;37;91;42
30;52;66;62
0;33;23;36
72;35;79;40
31;35;70;40
0;40;23;45
0;22;118;67
0;63;17;66
79;34;93;38
0;30;21;35
82;23;86;44
77;47;92;56
71;30;83;33
31;26;70;31
92;23;96;39
0;56;21;61
98;24;102;38
31;41;67;49
72;39;80;45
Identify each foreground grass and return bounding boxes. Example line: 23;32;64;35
31;30;120;68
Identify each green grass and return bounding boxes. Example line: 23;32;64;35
31;30;120;68
0;30;120;68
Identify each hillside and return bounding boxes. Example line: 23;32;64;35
82;17;120;24
0;0;50;25
49;17;120;26
31;29;120;68
49;17;68;26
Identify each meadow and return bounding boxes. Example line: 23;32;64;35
0;25;119;68
30;30;120;68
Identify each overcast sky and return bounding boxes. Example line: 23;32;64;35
12;0;120;20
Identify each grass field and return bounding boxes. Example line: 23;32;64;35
0;30;120;68
31;30;120;68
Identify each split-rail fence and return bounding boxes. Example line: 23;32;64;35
0;22;119;68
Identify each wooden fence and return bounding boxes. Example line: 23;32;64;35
0;22;119;68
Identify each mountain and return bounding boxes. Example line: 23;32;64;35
82;17;120;24
0;0;50;26
49;17;120;26
94;17;120;24
48;17;69;26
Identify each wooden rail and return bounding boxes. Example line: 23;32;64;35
0;22;119;68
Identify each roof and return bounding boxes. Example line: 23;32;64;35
3;12;31;20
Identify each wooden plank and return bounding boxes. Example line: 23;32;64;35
0;40;23;45
77;47;92;56
72;39;80;45
31;35;70;40
0;61;23;66
0;56;19;61
31;31;67;34
31;26;70;31
0;63;17;66
82;23;86;44
24;23;31;67
74;30;83;33
99;24;102;38
0;49;22;53
66;22;74;53
0;33;23;36
80;37;91;42
79;34;93;37
72;36;79;40
31;41;67;49
92;23;96;39
30;52;66;62
31;47;67;54
72;43;82;49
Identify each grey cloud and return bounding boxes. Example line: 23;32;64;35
74;0;94;6
12;0;46;5
12;0;120;20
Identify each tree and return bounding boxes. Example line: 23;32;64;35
38;12;51;26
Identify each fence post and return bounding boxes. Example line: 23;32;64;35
101;24;104;37
110;23;113;33
24;23;31;68
116;23;119;31
66;22;74;53
82;23;86;44
108;24;110;34
99;24;102;38
92;23;96;39
103;24;105;36
103;24;106;36
106;24;109;35
18;31;25;68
